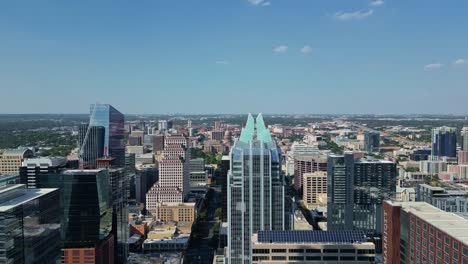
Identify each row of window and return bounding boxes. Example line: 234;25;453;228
253;248;374;254
252;255;375;262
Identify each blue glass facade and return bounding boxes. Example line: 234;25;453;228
431;127;457;159
89;104;125;166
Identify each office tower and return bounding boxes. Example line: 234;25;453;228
0;184;61;263
135;164;158;203
211;130;225;141
462;127;468;151
220;155;230;222
152;135;165;153
214;121;222;130
431;126;457;159
459;150;468;165
130;131;145;145
383;201;468;264
410;149;431;161
251;230;375;263
327;153;396;237
61;170;114;264
89;103;125;166
303;171;327;209
189;158;207;186
79;124;105;168
0;148;34;174
285;142;320;176
128;136;142;146
364;131;380;153
293;155;327;191
146;134;189;214
227;114;286;264
19;157;68;188
419;160;448;174
158;120;168;131
187;119;192;128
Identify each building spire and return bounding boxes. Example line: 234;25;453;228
239;113;255;143
256;113;272;143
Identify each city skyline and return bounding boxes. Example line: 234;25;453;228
1;0;468;114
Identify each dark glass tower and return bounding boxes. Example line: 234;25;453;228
79;124;105;168
327;153;396;236
89;104;125;166
364;131;380;153
0;185;61;263
431;126;457;159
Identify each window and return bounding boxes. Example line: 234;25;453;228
272;248;286;253
340;249;356;254
306;256;321;260
306;249;321;253
253;249;269;254
323;249;338;253
357;256;370;261
323;256;338;261
272;256;286;261
289;249;304;253
289;256;304;261
340;256;355;261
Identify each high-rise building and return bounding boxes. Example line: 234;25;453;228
211;130;225;141
158;120;168;131
152;135;165;153
364;131;380;153
431;126;457;159
293;155;327;191
0;148;34;174
462;127;468;151
79;124;105;168
135;164;158;203
327;153;396;237
251;230;376;263
60;169;114;264
146;134;190;214
189;158;207;186
458;150;468;165
19;157;68;188
220;155;230;222
0;184;61;264
89;103;125;166
227;114;286;264
303;171;327;209
382;201;468;264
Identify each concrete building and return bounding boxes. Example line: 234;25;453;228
135;164;158;204
189;158;207;186
126;145;144;155
419;160;448;175
462;127;468;151
0;148;34;174
146;135;189;214
251;230;376;263
211;130;225;141
19;157;68;188
152;135;165;153
293;155;327;191
382;201;468;264
0;184;61;264
227;114;287;264
156;202;196;222
303;171;327;209
459;151;468;165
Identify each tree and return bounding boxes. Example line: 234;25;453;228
215;208;222;219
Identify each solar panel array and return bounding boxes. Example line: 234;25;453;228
257;230;367;244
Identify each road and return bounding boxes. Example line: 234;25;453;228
184;188;220;264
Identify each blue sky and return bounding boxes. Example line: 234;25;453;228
0;0;467;114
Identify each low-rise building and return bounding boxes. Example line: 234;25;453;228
251;230;376;263
303;171;327;209
156;202;196;222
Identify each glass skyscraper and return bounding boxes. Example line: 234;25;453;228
227;114;286;264
79;124;105;168
0;184;61;264
89;104;125;166
431;126;457;159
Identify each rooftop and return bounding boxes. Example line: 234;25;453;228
255;230;368;244
0;184;58;212
386;201;468;246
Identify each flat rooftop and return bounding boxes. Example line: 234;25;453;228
387;201;468;246
0;185;58;212
256;230;368;244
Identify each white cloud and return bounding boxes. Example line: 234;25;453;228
333;9;374;21
454;59;466;65
424;63;444;70
248;0;269;6
273;45;288;53
215;60;231;65
300;45;312;54
370;0;384;7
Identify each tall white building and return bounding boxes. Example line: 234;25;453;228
146;135;189;214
